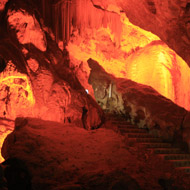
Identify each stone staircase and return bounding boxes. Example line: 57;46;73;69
108;115;190;174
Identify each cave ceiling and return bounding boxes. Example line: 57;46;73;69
91;0;190;65
41;0;190;65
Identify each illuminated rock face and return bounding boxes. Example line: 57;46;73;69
86;60;188;142
125;41;190;110
116;78;187;140
38;0;190;110
66;3;190;111
0;0;103;129
8;9;47;52
40;0;190;65
0;0;7;11
92;0;190;65
0;60;35;119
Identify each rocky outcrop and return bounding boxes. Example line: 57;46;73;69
0;0;103;129
116;79;188;141
1;117;132;189
88;60;188;141
88;58;125;113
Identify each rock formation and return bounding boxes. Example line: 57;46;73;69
88;60;189;145
92;0;190;65
1;1;190;188
0;0;104;130
1;117;134;189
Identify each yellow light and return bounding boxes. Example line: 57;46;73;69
68;11;190;110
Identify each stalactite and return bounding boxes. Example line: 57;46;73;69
41;0;52;28
55;4;59;42
40;0;122;45
61;2;65;44
42;0;46;19
72;0;122;44
41;0;122;44
67;1;70;42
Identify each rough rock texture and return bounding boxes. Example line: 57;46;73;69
92;0;190;65
65;0;190;111
0;118;14;163
2;117;190;190
182;111;190;151
116;79;188;141
1;157;32;190
0;0;103;129
88;59;124;113
88;60;188;141
1;118;133;189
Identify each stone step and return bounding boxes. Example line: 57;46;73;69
118;124;139;129
108;118;127;123
107;118;190;174
119;128;148;133
170;160;190;167
135;137;163;143
123;128;148;133
127;133;155;138
118;127;148;135
160;154;190;160
176;167;190;173
141;142;172;148
153;148;183;154
112;121;131;125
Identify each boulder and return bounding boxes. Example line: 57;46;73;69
79;170;141;190
1;117;130;189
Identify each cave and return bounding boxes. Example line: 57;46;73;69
0;0;190;189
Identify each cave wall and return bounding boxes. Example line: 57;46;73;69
0;0;104;129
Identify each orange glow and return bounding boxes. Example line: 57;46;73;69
68;12;190;110
0;61;35;119
125;41;190;110
0;122;14;162
8;9;47;52
68;13;159;78
0;0;8;11
0;61;35;161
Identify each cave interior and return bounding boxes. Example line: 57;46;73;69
0;0;190;189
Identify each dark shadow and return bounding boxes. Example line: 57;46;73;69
0;56;6;73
